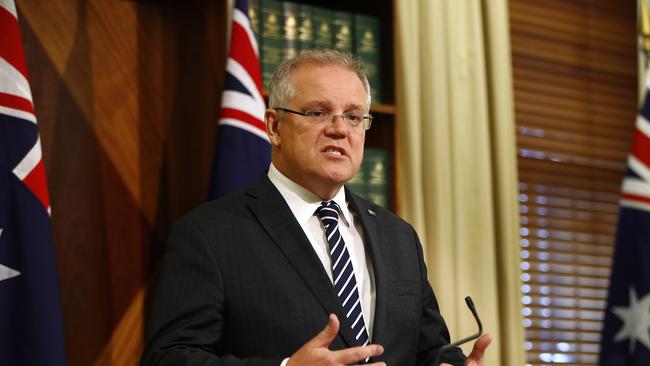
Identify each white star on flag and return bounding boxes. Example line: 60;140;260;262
612;286;650;354
0;228;21;282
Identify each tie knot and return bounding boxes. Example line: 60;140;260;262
316;200;340;221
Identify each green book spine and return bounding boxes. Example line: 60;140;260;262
365;148;390;209
347;161;367;197
354;14;382;103
332;11;353;53
282;2;299;61
262;0;283;89
249;0;262;50
312;7;333;49
297;4;314;52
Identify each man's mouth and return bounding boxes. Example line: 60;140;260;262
324;148;342;156
322;146;346;156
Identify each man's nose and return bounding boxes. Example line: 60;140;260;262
325;115;349;136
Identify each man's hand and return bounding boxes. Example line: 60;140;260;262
464;333;492;366
440;333;492;366
286;314;385;366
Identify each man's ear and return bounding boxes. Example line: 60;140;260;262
265;108;281;147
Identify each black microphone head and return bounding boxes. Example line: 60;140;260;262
464;296;475;310
465;296;483;334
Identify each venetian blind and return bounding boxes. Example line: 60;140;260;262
509;0;638;364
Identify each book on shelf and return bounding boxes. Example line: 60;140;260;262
346;161;367;197
332;10;353;53
262;0;283;89
258;1;385;105
354;14;382;103
312;6;334;49
297;3;314;52
281;2;299;60
365;148;390;209
347;148;390;209
249;0;262;49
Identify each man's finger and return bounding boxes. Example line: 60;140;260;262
333;344;384;364
466;333;493;364
308;314;340;348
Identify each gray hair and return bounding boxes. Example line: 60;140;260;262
268;49;372;112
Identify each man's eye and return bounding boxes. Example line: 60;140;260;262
306;110;327;118
345;114;362;122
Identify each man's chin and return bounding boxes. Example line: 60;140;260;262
319;172;355;187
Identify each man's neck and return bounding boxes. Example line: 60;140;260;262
268;162;343;200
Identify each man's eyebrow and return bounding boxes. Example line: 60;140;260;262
344;104;365;112
300;101;364;112
301;100;330;108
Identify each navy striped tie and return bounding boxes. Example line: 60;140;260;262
316;200;370;347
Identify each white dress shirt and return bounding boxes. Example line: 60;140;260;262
268;164;376;364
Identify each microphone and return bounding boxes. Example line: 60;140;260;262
432;296;483;365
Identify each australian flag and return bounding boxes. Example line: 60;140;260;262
599;72;650;365
208;0;270;199
0;1;67;365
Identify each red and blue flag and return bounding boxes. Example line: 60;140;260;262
0;0;66;364
208;0;270;198
599;73;650;365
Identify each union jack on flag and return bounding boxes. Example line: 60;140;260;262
599;72;650;365
0;0;66;364
208;0;270;198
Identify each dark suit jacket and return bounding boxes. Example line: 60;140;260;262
141;176;466;366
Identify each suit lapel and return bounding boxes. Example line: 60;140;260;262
245;177;358;347
347;190;391;347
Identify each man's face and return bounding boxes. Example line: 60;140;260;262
266;64;368;198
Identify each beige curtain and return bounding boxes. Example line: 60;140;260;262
395;1;524;365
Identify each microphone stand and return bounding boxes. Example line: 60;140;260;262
432;296;483;365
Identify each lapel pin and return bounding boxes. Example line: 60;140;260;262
367;209;376;216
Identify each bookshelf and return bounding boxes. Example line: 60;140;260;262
255;0;399;211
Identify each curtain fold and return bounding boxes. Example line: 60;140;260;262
395;1;524;364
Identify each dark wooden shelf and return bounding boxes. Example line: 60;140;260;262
370;102;395;115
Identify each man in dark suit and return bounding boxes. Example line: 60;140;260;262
141;50;492;366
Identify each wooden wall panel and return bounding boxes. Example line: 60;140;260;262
17;0;227;365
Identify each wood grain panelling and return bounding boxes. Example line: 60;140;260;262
510;0;637;364
17;0;227;365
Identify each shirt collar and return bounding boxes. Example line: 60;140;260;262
267;163;352;226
